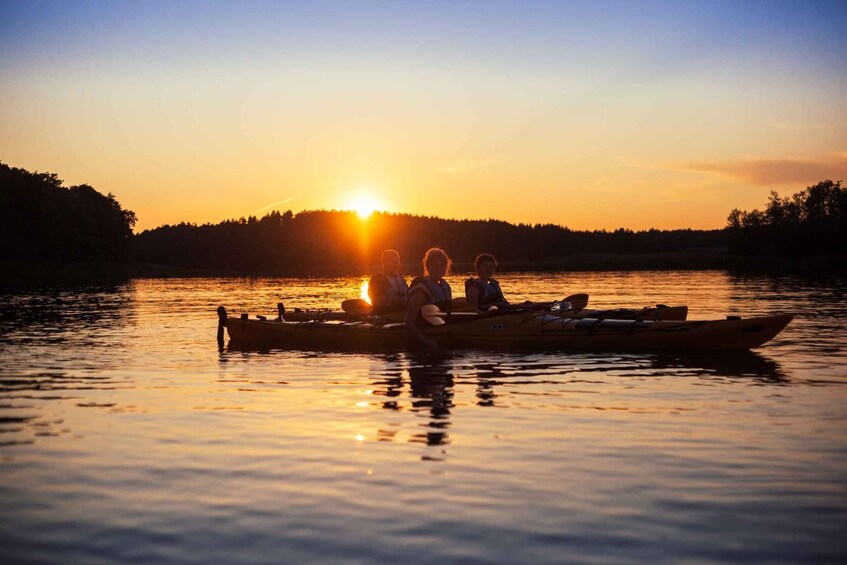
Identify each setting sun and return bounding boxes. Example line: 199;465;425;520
345;190;384;219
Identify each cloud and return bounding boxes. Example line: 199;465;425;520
672;154;847;185
768;121;846;131
439;158;496;174
252;197;293;216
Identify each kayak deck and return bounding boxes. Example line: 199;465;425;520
284;304;689;322
220;307;792;352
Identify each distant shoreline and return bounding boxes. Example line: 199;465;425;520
1;261;235;287
4;252;845;288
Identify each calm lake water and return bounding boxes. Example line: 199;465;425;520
2;271;846;564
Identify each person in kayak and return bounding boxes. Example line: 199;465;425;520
368;249;409;314
405;247;452;348
465;253;510;311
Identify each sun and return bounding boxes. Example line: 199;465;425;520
346;189;383;219
353;196;377;219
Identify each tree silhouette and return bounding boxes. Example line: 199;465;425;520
133;209;726;275
1;162;137;262
11;161;841;275
726;180;846;256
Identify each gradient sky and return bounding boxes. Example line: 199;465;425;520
2;0;845;232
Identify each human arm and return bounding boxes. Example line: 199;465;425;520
467;284;483;311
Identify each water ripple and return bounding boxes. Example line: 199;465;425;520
1;273;846;563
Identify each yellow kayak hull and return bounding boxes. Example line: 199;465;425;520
222;309;791;351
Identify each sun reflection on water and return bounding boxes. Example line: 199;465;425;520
360;279;371;303
2;273;846;564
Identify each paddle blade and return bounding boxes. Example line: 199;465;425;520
341;298;372;316
563;293;589;309
420;304;446;326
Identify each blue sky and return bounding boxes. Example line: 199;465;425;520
2;0;845;230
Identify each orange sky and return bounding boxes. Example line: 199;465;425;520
2;2;845;232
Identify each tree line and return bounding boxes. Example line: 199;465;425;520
1;162;136;262
726;180;846;256
132;210;725;275
4;161;843;274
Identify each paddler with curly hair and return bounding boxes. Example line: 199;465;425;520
405;247;452;348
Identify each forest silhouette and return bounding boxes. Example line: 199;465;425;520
132;210;725;275
726;180;846;257
1;162;136;262
3;162;844;276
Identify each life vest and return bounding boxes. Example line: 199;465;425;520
409;276;452;314
368;272;408;311
464;277;507;308
386;273;409;298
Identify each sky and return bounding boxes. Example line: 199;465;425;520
2;0;846;232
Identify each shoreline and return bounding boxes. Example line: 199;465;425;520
4;252;845;288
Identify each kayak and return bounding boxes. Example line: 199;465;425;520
219;307;792;351
284;293;686;322
284;304;689;322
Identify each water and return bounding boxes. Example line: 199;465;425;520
1;271;846;564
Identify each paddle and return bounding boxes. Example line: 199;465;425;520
562;293;589;310
420;304;447;326
343;292;588;318
459;292;589;312
341;298;372;316
512;293;589;312
421;293;588;325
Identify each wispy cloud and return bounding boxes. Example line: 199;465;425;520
439;158;496;174
768;121;846;131
252;198;293;216
671;154;847;185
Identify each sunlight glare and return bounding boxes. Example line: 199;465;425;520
353;196;377;219
345;189;384;219
360;280;371;304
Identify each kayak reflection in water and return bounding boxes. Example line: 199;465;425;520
368;249;409;314
405;247;453;349
465;253;510;312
